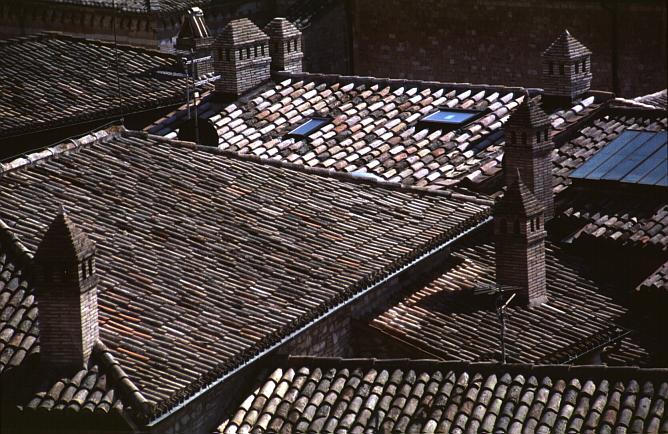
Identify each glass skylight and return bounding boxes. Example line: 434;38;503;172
286;117;329;138
418;108;483;132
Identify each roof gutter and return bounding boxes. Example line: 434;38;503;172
146;214;492;427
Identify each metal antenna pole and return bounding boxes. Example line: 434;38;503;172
184;57;191;120
192;48;200;146
497;293;516;364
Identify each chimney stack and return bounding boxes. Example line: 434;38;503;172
503;98;555;221
176;7;214;78
542;29;592;104
33;209;99;371
213;18;271;99
264;18;303;73
495;172;547;307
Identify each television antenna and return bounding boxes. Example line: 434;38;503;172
473;283;518;363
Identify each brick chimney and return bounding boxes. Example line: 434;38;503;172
495;172;547;307
33;209;99;371
503;98;555;221
264;18;303;73
542;29;592;104
213;18;271;99
176;7;214;79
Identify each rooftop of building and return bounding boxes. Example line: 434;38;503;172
0;33;198;143
217;356;668;434
370;227;666;368
3;0;207;14
0;126;491;422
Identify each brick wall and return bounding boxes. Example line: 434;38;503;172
352;0;667;97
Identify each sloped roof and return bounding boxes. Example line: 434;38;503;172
0;34;187;142
8;0;207;14
371;228;664;366
495;173;544;217
218;357;668;434
542;30;591;59
0;128;491;421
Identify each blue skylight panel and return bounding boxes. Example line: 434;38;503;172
423;110;477;124
287;118;329;138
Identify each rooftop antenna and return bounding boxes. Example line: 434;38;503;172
112;0;124;125
474;283;518;363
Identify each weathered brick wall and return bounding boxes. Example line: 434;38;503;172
352;0;667;97
301;2;351;74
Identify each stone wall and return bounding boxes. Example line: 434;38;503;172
351;0;667;97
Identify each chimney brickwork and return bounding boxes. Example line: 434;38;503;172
503;99;555;221
213;18;271;98
495;173;547;306
264;18;303;73
33;210;99;371
176;7;214;79
542;29;592;103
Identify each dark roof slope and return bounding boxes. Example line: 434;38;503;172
371;229;663;366
6;0;206;14
0;128;490;420
542;29;591;59
0;34;188;140
218;357;668;434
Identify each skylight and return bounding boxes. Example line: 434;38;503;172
570;130;667;187
417;108;482;132
286;117;329;139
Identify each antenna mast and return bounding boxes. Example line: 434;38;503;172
474;283;518;363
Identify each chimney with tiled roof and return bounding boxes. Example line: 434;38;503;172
503;98;555;220
264;18;303;73
33;209;99;371
212;18;271;99
542;30;592;103
495;172;547;307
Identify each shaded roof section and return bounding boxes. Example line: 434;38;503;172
0;128;490;420
542;29;592;59
3;0;207;14
218;357;668;434
371;229;663;366
569;130;667;187
0;34;188;140
638;261;668;294
506;99;550;130
216;18;268;46
495;174;544;217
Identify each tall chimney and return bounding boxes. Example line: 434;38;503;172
264;18;303;73
212;18;271;99
542;29;592;104
503;98;555;221
495;172;547;307
33;209;99;371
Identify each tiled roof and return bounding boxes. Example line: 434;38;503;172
370;228;662;366
286;0;339;29
615;90;667;110
0;128;491;420
560;195;668;252
218;357;668;434
552;108;667;194
0;34;189;140
638;261;668;294
148;73;608;191
13;0;206;14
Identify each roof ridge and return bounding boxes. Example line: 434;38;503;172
284;356;668;377
0;218;34;264
271;70;530;95
128;130;495;206
94;340;150;415
0;127;121;175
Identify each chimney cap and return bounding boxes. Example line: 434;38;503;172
542;29;592;59
506;98;549;129
496;171;545;217
34;207;95;262
216;18;268;46
264;17;302;38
